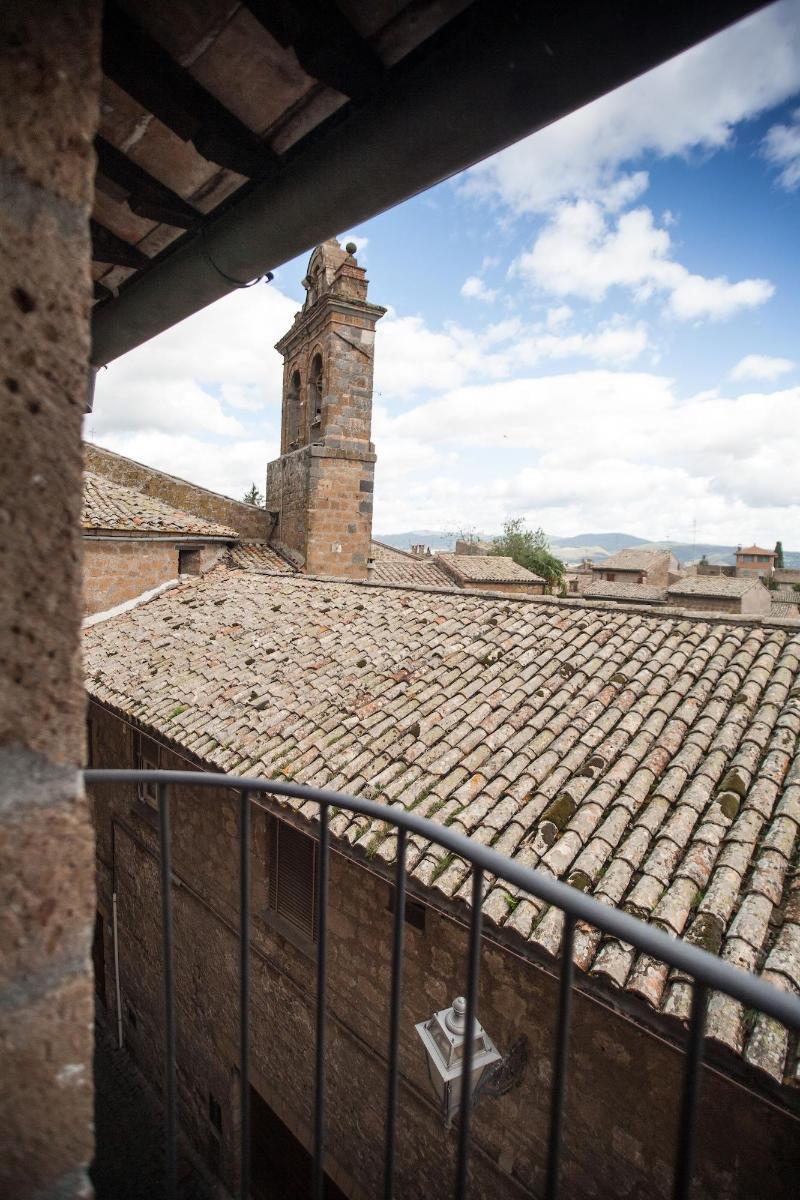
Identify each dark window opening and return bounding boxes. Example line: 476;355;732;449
92;911;106;1008
310;353;323;425
135;732;159;808
126;1004;137;1030
179;546;203;575
209;1093;222;1133
250;1085;347;1200
287;369;301;447
387;888;427;932
267;817;317;941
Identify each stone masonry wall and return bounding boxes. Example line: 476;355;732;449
84;539;178;615
85;443;268;540
0;5;101;1197
305;450;374;578
89;704;799;1200
266;447;311;566
469;580;546;597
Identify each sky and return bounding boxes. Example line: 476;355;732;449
90;0;800;547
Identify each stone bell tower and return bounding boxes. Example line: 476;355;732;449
266;238;385;578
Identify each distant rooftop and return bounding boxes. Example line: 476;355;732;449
668;576;764;598
737;546;776;557
583;581;665;604
437;554;544;585
596;548;675;571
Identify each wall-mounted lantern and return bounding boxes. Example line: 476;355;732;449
415;996;503;1129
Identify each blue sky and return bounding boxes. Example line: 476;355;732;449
91;1;800;546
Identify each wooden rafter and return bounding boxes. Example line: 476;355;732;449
102;2;278;179
95;136;200;230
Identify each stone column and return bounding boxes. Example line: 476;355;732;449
0;3;101;1196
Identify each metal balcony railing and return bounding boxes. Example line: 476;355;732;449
84;769;800;1200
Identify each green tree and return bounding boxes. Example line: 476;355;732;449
242;482;264;507
774;540;784;569
491;518;565;591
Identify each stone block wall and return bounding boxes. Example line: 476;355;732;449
84;539;178;614
89;703;800;1200
305;450;375;578
85;443;268;540
82;539;227;615
266;447;311;566
0;4;101;1195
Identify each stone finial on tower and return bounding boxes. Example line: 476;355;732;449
266;238;385;578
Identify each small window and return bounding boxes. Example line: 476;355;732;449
310;354;323;424
287;369;301;447
209;1093;223;1133
136;733;159;808
268;818;317;941
86;714;94;768
179;546;203;575
387;888;427;932
127;1004;138;1029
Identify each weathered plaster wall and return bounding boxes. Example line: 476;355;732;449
89;705;800;1200
85;442;268;540
0;4;101;1195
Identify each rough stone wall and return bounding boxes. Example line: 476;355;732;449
468;580;546;597
89;704;800;1200
0;5;101;1196
85;443;267;540
266;447;311;566
305;450;375;578
83;540;178;614
672;595;742;615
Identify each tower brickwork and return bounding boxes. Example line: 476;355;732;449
266;239;385;578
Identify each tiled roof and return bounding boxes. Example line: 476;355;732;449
371;557;451;587
738;546;775;556
583;581;665;603
771;602;799;618
437;554;544;584
370;539;415;561
84;569;800;1084
82;472;237;538
229;543;296;573
596;548;674;571
668;577;762;599
772;588;800;606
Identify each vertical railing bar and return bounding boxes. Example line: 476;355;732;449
312;802;330;1200
157;782;177;1200
544;913;575;1200
239;789;252;1200
383;828;407;1200
454;866;484;1200
672;982;707;1200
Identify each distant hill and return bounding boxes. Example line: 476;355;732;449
373;529;800;568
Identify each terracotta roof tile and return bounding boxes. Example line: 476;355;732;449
228;543;296;573
84;569;800;1084
668;577;765;598
82;472;237;538
583;581;666;603
436;554;545;584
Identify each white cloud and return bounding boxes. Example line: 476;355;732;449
340;232;369;260
511;200;774;321
91;281;298;436
90;432;276;501
762;106;800;188
374;308;649;400
461;1;800;213
461;275;498;303
373;372;800;542
729;354;796;382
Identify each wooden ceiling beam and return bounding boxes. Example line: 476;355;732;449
94;136;200;230
102;2;278;179
244;0;384;101
90;219;150;269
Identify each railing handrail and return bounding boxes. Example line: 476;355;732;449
85;768;800;1031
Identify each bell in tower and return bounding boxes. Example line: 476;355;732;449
266;238;385;579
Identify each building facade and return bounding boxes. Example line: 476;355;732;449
666;577;772;616
266;240;386;579
591;548;680;589
735;546;776;580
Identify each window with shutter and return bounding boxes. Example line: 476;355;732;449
268;818;317;942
